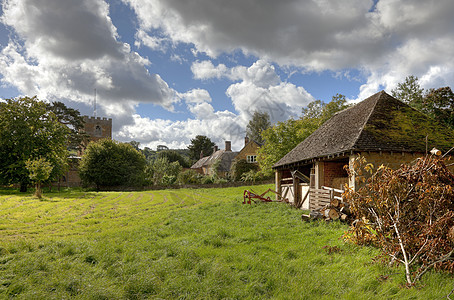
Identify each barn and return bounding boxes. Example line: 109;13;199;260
273;91;454;209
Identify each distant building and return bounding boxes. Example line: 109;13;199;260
235;136;262;165
191;141;238;177
59;116;112;187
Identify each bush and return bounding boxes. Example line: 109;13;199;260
79;140;147;189
344;155;454;285
230;159;259;181
177;170;202;185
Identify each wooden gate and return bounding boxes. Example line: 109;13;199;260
309;186;344;210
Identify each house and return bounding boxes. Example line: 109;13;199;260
235;137;262;165
273;91;454;209
191;141;238;177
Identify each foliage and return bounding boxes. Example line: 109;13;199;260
157;150;191;168
344;155;454;285
128;140;141;151
1;186;453;298
258;94;349;175
246;111;271;144
423;87;454;129
258;118;317;175
46;101;86;152
79;139;147;189
188;135;215;161
230;159;259;181
392;76;454;129
145;157;182;185
0;96;70;192
177;169;203;184
25;157;53;199
391;75;425;111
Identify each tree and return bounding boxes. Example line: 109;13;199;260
129;141;141;151
391;75;425;110
157;150;191;168
258;94;348;175
423;87;454;129
0;96;70;192
79;139;147;189
47;101;86;152
392;76;454;130
246;111;271;144
145;157;182;185
258;118;315;176
187;135;215;161
25;157;53;199
301;94;349;126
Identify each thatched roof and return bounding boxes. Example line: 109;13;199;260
273;91;454;169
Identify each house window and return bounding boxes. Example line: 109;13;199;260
247;155;257;163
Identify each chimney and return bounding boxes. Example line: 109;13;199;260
244;136;249;146
225;141;231;152
200;150;204;159
213;145;218;154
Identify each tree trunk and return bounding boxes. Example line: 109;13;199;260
20;182;27;193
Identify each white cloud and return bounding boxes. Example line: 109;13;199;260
191;60;229;80
0;0;177;123
118;112;246;151
191;59;315;123
179;88;212;104
126;0;454;101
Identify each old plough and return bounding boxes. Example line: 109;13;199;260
242;188;288;204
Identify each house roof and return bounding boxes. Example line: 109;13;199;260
273;91;454;169
191;156;210;169
191;149;239;172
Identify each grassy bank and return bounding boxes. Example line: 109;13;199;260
0;185;452;299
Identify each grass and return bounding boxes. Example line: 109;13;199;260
0;185;453;299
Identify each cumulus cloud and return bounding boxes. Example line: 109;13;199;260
118;111;245;150
0;0;177;122
191;59;315;123
126;0;454;99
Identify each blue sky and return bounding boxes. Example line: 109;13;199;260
1;0;454;150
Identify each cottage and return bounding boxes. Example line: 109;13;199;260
235;137;262;165
273;91;454;209
191;141;238;177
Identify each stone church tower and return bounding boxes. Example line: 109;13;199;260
82;116;112;142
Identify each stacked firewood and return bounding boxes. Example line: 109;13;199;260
301;197;352;222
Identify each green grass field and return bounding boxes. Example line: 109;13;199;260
0;185;453;299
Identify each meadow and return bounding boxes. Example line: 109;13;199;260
0;185;453;299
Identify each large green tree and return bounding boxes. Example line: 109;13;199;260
391;75;425;111
246;111;271;144
47;101;86;152
157;150;190;168
79;139;147;189
258;94;348;175
422;86;454;129
0;96;70;192
187;135;215;161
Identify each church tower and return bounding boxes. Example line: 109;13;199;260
82;116;112;143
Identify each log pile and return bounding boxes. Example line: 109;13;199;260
301;194;353;222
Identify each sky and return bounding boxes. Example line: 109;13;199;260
1;0;454;151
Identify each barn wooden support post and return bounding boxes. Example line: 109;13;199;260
293;176;300;205
275;170;282;201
